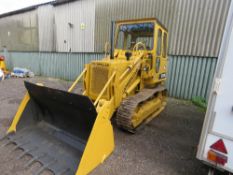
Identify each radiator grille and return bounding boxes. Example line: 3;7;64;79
90;64;109;98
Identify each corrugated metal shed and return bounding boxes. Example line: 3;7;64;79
0;10;39;51
54;0;95;52
38;5;55;51
3;51;102;80
94;0;231;57
0;0;230;56
166;56;217;100
0;0;96;52
2;51;217;100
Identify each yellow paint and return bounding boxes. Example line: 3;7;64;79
94;72;116;106
76;18;168;174
131;92;166;128
125;78;140;95
0;60;7;71
84;18;168;108
8;18;168;175
68;68;87;92
76;98;115;175
7;92;30;133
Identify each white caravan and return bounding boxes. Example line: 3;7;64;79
197;1;233;174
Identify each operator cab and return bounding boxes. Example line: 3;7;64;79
114;20;155;60
113;19;168;84
116;22;154;51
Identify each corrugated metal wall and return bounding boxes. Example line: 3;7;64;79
0;0;229;56
94;0;230;57
38;5;55;52
54;0;95;52
0;11;39;51
3;51;102;80
167;56;217;100
2;51;217;100
0;0;96;52
0;0;222;101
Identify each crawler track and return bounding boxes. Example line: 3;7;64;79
116;85;166;133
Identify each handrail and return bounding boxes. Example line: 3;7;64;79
94;72;116;106
68;68;87;92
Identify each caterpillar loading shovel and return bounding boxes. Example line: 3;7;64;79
5;18;168;175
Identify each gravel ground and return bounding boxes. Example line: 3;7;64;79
0;77;208;175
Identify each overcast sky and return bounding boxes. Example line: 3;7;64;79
0;0;54;14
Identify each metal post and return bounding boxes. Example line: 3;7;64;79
110;21;114;59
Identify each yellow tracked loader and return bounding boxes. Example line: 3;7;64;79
6;18;168;175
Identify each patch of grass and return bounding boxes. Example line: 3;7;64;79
191;96;207;110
